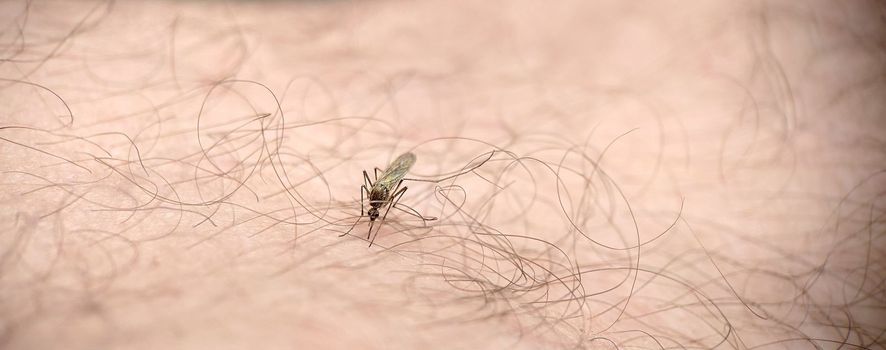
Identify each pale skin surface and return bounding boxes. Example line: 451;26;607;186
1;0;884;349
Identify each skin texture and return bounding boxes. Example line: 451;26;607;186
1;0;885;349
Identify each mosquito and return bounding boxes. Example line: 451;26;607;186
335;152;426;246
341;150;496;246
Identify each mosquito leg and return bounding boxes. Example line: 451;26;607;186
340;185;372;238
385;186;409;220
366;218;378;243
374;167;382;181
392;203;437;223
363;170;373;187
361;170;374;219
339;219;359;237
360;185;370;216
390;178;434;224
369;185;408;247
403;150;495;183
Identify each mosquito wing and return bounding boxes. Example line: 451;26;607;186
375;152;416;190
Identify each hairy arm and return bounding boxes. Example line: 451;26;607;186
1;1;884;349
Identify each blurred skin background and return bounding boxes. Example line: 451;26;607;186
1;0;884;349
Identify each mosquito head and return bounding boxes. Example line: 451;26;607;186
367;207;379;221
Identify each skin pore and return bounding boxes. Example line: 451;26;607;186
1;0;884;349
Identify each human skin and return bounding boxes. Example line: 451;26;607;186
1;0;884;349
